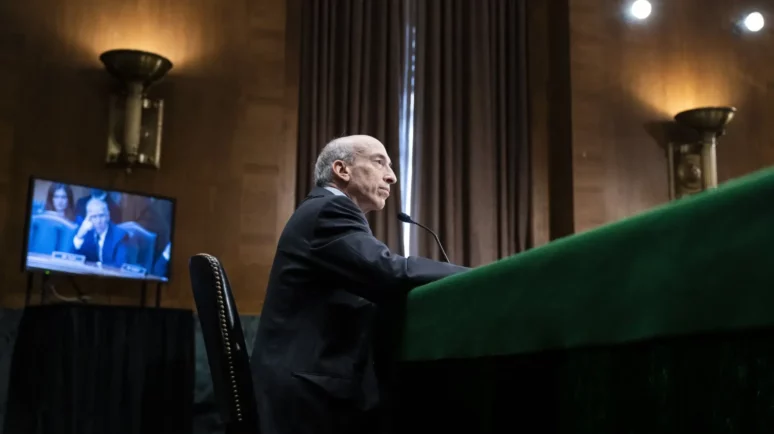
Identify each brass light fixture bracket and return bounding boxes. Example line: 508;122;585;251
100;49;173;173
668;106;736;199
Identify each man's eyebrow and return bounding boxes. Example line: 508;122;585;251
372;153;392;166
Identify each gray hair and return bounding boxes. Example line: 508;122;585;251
313;138;360;187
85;197;108;213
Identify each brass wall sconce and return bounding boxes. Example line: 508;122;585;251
668;106;736;199
100;49;173;172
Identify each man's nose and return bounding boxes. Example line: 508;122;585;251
385;168;397;184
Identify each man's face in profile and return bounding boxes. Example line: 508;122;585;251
86;201;110;234
339;138;397;213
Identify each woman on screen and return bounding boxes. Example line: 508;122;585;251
44;183;76;222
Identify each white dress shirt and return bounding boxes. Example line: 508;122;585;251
324;186;346;196
73;229;107;263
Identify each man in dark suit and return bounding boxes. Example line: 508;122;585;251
71;198;130;268
250;135;469;434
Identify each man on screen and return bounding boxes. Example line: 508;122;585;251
71;198;130;268
75;188;121;223
250;135;470;434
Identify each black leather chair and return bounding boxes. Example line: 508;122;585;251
189;253;260;434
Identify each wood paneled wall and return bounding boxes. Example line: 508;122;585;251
528;0;575;246
570;0;774;233
5;0;772;306
0;0;300;313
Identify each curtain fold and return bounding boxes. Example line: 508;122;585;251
411;0;531;266
296;0;408;252
2;305;194;434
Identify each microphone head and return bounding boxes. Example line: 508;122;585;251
397;212;413;223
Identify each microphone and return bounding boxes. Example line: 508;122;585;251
397;212;450;263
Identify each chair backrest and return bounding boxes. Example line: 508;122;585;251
28;213;78;255
189;253;259;434
117;221;157;272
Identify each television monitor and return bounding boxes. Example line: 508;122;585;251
21;177;177;283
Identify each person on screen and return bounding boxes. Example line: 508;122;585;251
151;242;171;278
75;188;121;223
71;198;130;267
43;183;76;222
250;135;470;434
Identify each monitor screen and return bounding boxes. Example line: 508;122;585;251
22;178;177;282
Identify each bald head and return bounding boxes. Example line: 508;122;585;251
313;135;396;213
313;135;383;187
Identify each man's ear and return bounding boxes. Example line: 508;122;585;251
332;160;350;182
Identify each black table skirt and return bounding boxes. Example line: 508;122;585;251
2;304;194;434
393;326;774;434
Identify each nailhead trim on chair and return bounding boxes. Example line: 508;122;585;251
200;253;243;421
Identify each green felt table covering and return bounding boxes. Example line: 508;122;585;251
400;166;774;362
391;166;774;433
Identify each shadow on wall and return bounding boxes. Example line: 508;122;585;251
0;309;261;434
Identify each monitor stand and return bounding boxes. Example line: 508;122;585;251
140;280;164;308
25;272;164;308
24;272;48;306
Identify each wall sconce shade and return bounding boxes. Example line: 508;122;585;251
668;106;736;199
674;107;736;136
99;49;173;88
100;49;173;172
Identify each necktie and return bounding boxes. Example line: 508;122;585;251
95;232;103;263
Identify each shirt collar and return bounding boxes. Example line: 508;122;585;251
324;186;346;197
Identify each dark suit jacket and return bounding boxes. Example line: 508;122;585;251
249;187;469;434
72;223;130;268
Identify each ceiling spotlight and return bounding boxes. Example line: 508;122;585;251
743;12;765;32
630;0;652;20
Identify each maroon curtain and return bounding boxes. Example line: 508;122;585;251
296;0;408;252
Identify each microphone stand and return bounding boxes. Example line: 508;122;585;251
398;213;451;263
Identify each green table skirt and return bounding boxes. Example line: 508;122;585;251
394;326;774;433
